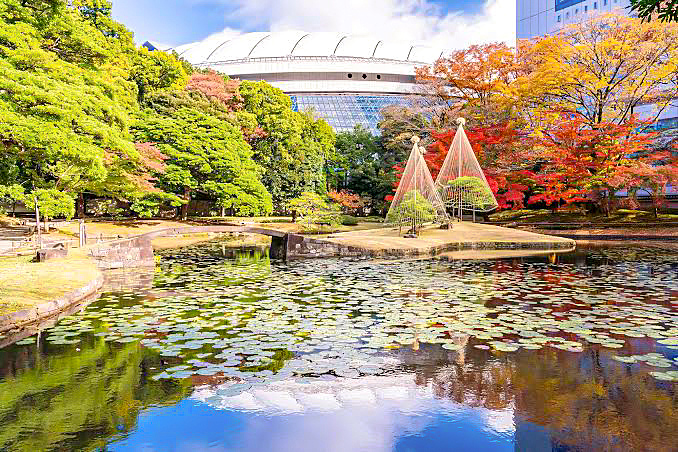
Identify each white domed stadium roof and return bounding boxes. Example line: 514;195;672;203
174;31;443;65
157;31;444;132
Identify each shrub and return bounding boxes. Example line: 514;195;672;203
341;215;359;226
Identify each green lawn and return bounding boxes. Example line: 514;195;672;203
0;252;100;316
490;209;678;225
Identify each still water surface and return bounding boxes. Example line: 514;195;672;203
0;242;677;451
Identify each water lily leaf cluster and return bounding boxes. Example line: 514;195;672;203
13;242;677;388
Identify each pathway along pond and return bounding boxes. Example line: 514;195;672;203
0;241;677;451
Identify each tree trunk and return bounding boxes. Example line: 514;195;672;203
180;187;190;220
34;198;42;248
76;193;86;218
220;205;225;217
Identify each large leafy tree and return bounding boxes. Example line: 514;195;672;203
378;106;431;160
416;42;524;127
531;116;662;215
510;14;678;130
239;81;335;210
130;47;189;103
412;43;536;210
133;74;272;218
424;126;536;210
0;0;167;217
329;125;400;213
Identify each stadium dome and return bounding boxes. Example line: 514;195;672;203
145;32;443;134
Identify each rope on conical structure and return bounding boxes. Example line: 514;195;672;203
385;136;449;234
434;118;498;218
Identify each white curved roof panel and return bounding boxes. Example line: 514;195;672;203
373;40;411;61
208;32;270;61
180;40;220;65
248;30;307;58
408;46;442;64
291;32;345;57
334;35;379;59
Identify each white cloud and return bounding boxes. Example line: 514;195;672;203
173;26;242;58
187;0;515;52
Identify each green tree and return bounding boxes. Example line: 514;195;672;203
385;190;435;234
24;188;75;228
130;46;189;103
239;81;336;209
133;96;272;218
287;191;340;230
630;0;678;22
330;125;403;213
446;176;496;210
0;0;169;215
0;184;24;215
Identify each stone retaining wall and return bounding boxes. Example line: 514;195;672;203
88;235;155;269
285;234;365;258
285;235;576;259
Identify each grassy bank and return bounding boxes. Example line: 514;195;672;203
0;251;100;316
150;232;272;250
491;209;678;225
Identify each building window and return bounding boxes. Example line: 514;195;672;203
557;15;561;22
575;8;578;14
604;0;607;5
594;2;597;9
584;5;588;12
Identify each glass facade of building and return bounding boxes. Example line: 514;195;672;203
654;116;678;131
290;94;414;135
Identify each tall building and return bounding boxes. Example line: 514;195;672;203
146;32;441;135
516;0;678;130
517;0;631;39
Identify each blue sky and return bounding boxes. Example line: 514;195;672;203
111;0;515;50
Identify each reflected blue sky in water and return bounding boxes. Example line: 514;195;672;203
111;396;515;452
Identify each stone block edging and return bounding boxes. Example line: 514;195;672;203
0;272;104;334
291;235;576;259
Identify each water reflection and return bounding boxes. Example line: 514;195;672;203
0;339;191;451
0;243;675;451
110;343;678;451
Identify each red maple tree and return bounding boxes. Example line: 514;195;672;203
532;116;659;215
328;190;365;214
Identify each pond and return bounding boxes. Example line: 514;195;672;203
0;241;677;451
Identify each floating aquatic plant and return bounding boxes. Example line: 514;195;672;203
8;243;677;385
